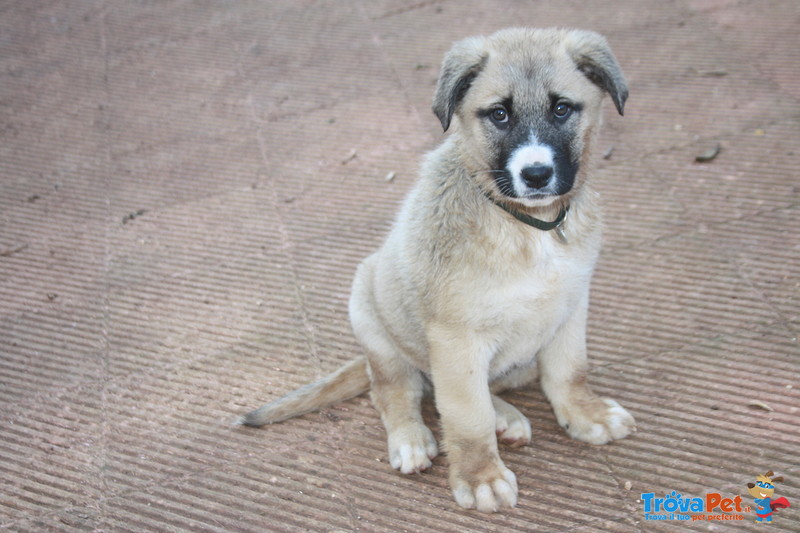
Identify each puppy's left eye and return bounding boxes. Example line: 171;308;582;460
490;107;509;125
553;101;572;119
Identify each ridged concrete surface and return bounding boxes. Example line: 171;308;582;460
1;1;798;531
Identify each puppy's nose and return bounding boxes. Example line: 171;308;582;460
520;164;553;189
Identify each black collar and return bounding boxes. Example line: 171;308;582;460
485;192;570;233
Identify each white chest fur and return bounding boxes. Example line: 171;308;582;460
447;233;595;377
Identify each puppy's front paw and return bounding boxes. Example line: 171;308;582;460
387;424;438;474
450;459;518;513
559;398;635;445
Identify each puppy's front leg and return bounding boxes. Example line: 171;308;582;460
538;293;635;444
428;324;517;513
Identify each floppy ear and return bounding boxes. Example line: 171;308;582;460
772;476;784;483
432;36;488;131
566;30;629;116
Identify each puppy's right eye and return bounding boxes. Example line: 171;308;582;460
489;106;509;127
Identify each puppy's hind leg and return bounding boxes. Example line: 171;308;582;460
369;355;438;474
490;366;534;447
349;263;437;475
492;395;531;448
490;364;538;395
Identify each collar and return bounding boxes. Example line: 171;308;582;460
484;192;570;240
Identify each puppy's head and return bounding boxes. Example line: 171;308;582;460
432;28;627;208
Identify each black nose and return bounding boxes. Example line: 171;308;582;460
520;164;553;189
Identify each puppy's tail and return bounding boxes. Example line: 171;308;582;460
238;357;370;427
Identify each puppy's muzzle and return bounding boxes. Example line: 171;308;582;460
520;164;554;190
505;136;563;201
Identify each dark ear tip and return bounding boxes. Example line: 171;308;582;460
616;91;629;116
434;109;451;131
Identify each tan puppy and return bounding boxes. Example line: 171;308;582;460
241;28;635;512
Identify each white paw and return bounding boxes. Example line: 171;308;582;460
387;425;438;474
564;398;636;445
495;407;532;448
451;463;518;513
601;399;637;440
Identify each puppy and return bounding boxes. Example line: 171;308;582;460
241;27;635;513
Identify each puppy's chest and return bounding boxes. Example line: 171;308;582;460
482;255;583;324
456;240;593;355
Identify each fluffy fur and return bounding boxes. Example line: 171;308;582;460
241;28;635;513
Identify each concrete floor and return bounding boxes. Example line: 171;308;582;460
1;1;798;531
